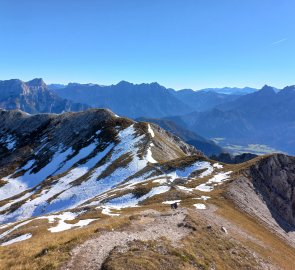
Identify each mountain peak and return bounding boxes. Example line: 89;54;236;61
26;78;46;88
117;80;132;87
260;85;276;94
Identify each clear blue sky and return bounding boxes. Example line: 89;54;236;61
0;0;294;89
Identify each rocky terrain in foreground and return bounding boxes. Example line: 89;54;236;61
0;109;294;270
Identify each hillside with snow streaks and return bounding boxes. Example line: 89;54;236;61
0;109;200;224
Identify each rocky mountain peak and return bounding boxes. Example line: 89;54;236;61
26;78;47;89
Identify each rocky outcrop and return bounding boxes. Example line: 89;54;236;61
247;154;295;227
0;78;90;114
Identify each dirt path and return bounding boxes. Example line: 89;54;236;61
62;209;191;270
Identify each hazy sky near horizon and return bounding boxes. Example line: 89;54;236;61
0;0;294;89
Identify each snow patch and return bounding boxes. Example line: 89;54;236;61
148;124;155;137
1;233;32;246
213;163;223;169
194;196;211;201
194;203;206;210
162;200;181;205
195;171;232;192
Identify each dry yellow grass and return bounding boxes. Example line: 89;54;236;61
0;155;294;270
0;215;131;270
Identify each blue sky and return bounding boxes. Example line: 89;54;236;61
0;0;294;89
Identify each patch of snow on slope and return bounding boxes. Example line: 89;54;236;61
1;233;32;246
213;163;223;169
194;196;210;201
1;146;73;200
166;161;213;182
0;134;16;150
37;212;97;233
146;145;157;163
0;220;32;240
49;218;97;233
54;141;99;175
162;200;181;205
148;124;155;137
103;185;171;210
0;191;34;212
100;206;121;216
195;171;232;192
177;185;194;192
37;125;147;216
0;144;114;224
194;203;206;210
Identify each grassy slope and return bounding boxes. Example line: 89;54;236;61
0;155;294;270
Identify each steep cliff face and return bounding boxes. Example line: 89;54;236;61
0;79;89;113
247;154;295;226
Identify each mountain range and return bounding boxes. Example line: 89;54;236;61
0;79;89;114
168;85;295;154
0;78;295;155
52;81;251;118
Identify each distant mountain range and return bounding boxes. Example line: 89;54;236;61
0;79;89;114
167;85;295;154
52;81;254;118
0;78;294;155
198;87;257;95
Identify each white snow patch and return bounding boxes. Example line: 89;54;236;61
152;178;167;184
195;171;232;192
104;185;171;209
194;203;206;210
1;233;32;246
213;163;223;169
166;161;213;183
1;146;74;200
39;212;96;233
194;196;211;201
0;220;32;240
146;147;157;163
148;124;155;137
0;134;16;150
177;186;194;192
162;200;181;205
100;206;121;216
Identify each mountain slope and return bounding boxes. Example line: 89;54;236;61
136;117;223;156
0;108;200;224
0;79;89;114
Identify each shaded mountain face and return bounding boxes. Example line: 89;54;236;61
54;81;244;118
172;89;241;112
54;81;193;118
227;154;295;230
172;85;295;155
210;152;257;164
0;79;89;114
136;117;223;156
0;109;201;224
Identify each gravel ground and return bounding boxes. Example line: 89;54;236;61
62;209;191;270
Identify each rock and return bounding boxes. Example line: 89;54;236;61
221;226;228;234
248;154;295;226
